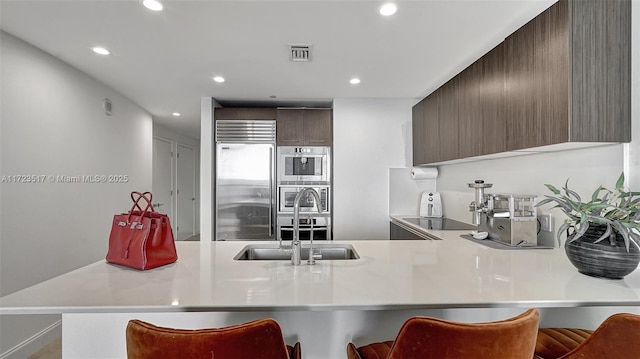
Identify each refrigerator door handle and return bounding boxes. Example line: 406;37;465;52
269;146;273;237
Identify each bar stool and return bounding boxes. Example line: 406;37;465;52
126;318;301;359
534;313;640;359
347;308;539;359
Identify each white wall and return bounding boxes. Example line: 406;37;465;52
333;98;414;240
0;31;153;357
436;145;625;243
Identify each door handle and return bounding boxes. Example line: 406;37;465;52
153;203;164;207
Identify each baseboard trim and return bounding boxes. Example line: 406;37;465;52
0;320;61;359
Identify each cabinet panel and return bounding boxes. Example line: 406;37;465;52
457;59;482;158
276;109;333;146
504;0;569;150
303;109;332;146
479;43;506;155
411;0;630;165
412;95;441;165
215;108;276;120
422;94;441;163
390;222;426;240
438;80;459;161
276;109;304;146
412;99;426;166
569;0;631;142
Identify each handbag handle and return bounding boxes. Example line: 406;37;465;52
130;191;155;212
127;191;154;225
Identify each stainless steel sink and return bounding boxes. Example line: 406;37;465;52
233;243;360;261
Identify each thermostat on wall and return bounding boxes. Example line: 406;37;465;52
103;98;112;116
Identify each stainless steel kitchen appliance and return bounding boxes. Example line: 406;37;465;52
468;180;539;247
277;215;331;241
484;193;538;246
419;192;442;217
277;146;330;183
278;185;329;213
277;185;331;241
215;120;276;240
276;146;332;241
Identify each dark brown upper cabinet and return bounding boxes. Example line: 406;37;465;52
276;109;332;146
505;0;630;150
214;108;276;120
504;0;570;150
457;44;506;159
412;43;505;165
412;0;630;165
438;79;460;161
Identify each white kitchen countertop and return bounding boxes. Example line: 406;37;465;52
2;232;640;315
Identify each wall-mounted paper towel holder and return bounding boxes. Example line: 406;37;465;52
411;167;438;180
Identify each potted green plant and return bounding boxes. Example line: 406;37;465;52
538;173;640;279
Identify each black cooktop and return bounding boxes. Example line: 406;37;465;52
403;217;477;231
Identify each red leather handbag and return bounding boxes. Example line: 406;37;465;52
106;191;177;270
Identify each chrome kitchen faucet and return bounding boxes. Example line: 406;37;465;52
290;187;323;266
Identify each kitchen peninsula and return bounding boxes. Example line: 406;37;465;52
2;235;639;358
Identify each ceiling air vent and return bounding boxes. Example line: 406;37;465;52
289;44;312;62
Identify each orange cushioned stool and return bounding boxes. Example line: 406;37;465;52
534;313;640;359
126;318;301;359
347;308;539;359
534;328;593;359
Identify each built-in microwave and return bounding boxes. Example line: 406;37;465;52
278;186;330;214
277;146;330;183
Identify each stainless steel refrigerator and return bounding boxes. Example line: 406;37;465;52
215;120;276;240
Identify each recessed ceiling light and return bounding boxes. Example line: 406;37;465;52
379;3;397;16
350;78;361;85
172;112;181;117
142;0;164;11
212;76;225;83
91;47;110;55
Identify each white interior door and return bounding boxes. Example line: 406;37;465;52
177;144;196;241
152;138;173;226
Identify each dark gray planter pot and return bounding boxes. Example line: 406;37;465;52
565;224;640;279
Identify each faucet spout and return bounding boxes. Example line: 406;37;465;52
291;187;323;266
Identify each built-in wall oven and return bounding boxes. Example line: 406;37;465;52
277;215;332;241
277;146;330;183
277;185;331;241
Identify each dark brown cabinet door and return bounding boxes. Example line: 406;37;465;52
422;94;441;164
438;80;459;161
303;109;332;146
276;109;304;146
276;109;332;146
412;99;426;166
479;43;506;155
412;89;444;165
411;0;629;165
504;0;569;151
457;59;481;159
569;0;631;142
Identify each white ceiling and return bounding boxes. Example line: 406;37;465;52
0;0;556;139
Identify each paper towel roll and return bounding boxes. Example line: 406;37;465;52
411;167;438;180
